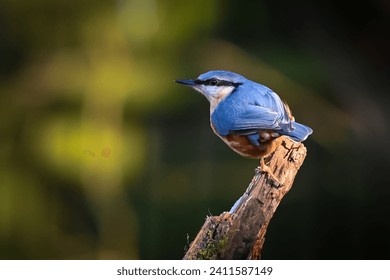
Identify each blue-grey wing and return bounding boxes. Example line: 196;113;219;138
229;105;282;131
212;103;312;143
211;104;284;136
211;84;312;142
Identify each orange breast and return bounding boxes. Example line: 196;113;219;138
221;134;277;159
210;122;278;159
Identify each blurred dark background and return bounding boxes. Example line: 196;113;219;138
1;0;389;259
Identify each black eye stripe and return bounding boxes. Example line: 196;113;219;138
194;79;242;87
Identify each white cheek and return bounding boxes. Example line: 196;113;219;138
209;86;234;114
218;86;234;99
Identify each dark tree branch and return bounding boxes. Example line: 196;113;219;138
183;136;307;260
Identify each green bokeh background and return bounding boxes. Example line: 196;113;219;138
1;0;389;259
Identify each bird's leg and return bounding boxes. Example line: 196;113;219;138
258;157;282;187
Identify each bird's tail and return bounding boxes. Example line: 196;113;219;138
286;122;313;142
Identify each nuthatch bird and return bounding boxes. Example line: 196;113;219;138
175;70;313;184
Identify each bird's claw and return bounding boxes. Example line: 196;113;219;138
258;159;283;188
218;211;234;223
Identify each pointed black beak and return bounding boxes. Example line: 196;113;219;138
175;79;196;86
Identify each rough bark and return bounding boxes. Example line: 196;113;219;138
183;136;307;260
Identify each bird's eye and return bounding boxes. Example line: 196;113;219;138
209;78;219;86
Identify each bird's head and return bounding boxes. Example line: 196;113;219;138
175;70;245;110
